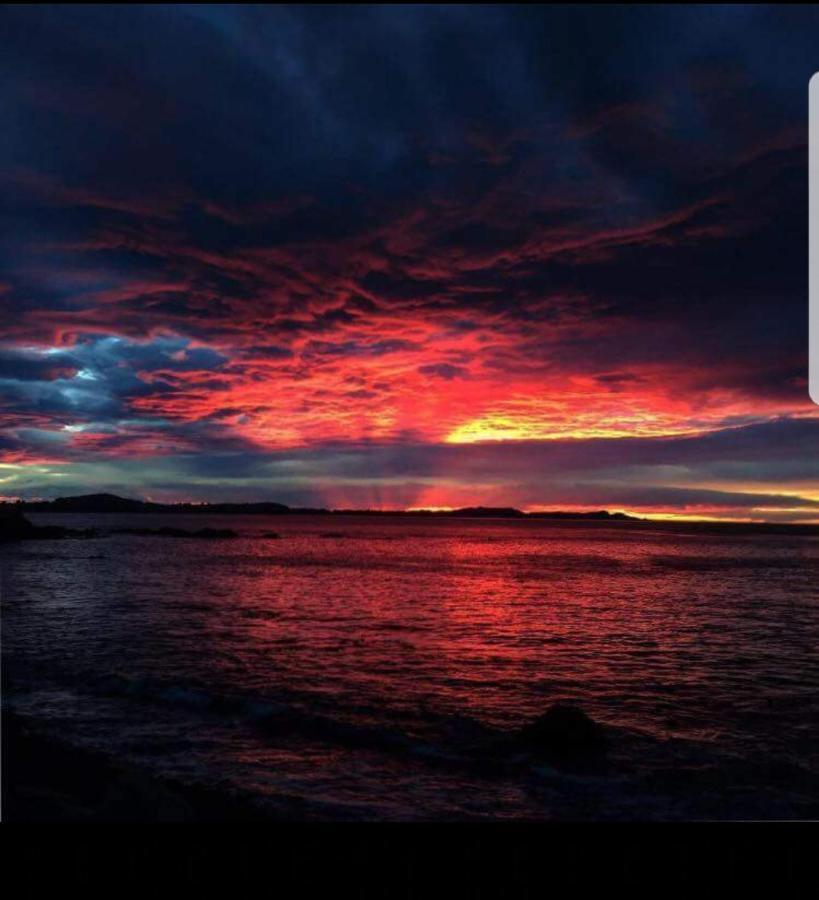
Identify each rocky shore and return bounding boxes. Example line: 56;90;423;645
2;710;277;822
2;703;611;822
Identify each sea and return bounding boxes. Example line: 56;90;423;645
3;513;819;820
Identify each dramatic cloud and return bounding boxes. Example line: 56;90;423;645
1;6;817;518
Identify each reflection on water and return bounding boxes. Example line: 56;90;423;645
3;514;819;819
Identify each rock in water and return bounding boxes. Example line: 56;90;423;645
113;526;237;539
192;528;237;539
517;703;607;757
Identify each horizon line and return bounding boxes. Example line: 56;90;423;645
5;492;819;526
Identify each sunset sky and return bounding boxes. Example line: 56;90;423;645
2;5;819;520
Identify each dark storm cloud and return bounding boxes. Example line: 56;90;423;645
2;5;812;354
4;5;815;220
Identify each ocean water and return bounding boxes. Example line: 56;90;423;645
3;513;819;820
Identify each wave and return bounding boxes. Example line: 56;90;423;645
88;672;470;761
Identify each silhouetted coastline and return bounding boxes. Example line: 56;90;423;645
5;493;819;536
14;492;634;520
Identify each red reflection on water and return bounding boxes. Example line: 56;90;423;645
186;516;811;743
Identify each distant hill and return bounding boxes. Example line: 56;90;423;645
23;493;163;513
527;510;634;521
446;506;526;518
18;493;291;515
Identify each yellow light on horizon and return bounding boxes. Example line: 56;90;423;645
442;400;706;443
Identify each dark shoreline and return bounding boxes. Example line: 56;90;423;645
1;710;282;823
0;493;819;540
7;493;819;536
12;492;636;522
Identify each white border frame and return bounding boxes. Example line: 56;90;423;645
809;74;819;404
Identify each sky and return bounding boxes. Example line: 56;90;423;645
1;4;818;520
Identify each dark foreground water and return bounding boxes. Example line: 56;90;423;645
3;514;819;820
